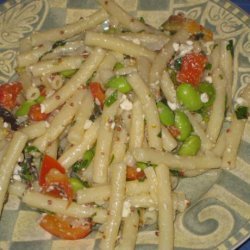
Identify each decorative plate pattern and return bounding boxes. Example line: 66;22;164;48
0;0;249;249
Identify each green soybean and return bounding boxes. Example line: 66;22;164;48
106;76;132;93
176;83;203;111
178;135;201;156
198;82;215;107
157;102;175;126
69;177;85;192
59;69;77;78
174;111;192;141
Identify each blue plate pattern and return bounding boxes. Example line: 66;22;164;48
0;0;249;249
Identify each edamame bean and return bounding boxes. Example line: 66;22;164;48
177;83;203;111
174;111;192;141
106;76;132;93
59;69;77;78
198;82;215;107
157;102;175;126
178;135;201;156
69;177;85;192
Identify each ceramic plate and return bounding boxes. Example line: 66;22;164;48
0;0;249;249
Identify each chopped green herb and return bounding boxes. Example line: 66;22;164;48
170;169;183;177
113;62;124;71
226;39;234;57
173;57;182;71
235;106;248;120
205;63;212;70
72;148;95;172
136;161;157;170
138;16;145;23
24;145;40;153
104;91;118;107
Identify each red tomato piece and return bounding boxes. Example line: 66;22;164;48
40;214;92;240
39;155;66;186
44;168;73;203
28;104;49;121
0;82;23;109
177;53;208;86
89;82;105;107
126;166;145;181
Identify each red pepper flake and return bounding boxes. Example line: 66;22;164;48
226;128;231;133
55;95;60;100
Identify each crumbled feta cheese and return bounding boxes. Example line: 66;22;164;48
110;121;116;130
200;93;209;103
13;174;21;181
122;200;131;217
179;43;193;57
3;122;8;128
172;42;180;52
236;97;247;106
167;101;179;111
40;104;45;113
84;119;93;130
186;40;193;46
205;76;213;83
120;95;133;111
136;168;141;172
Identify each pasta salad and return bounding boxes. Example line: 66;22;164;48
0;0;249;249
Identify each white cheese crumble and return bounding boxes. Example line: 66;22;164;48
84;119;93;130
122;200;131;217
3;122;8;128
200;93;209;103
120;95;133;111
136;168;141;172
172;42;180;52
236;97;247;106
186;40;193;46
40;104;45;113
179;43;193;57
167;101;179;111
205;76;213;83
